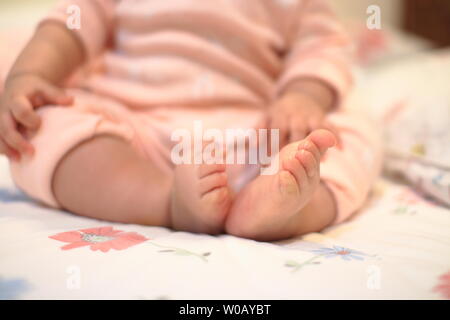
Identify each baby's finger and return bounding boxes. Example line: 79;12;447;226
255;112;270;131
0;137;20;161
31;95;45;107
255;112;269;147
289;118;307;142
0;112;34;156
10;96;41;130
269;113;288;148
38;83;73;106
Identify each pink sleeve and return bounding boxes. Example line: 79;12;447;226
276;0;354;108
39;0;117;60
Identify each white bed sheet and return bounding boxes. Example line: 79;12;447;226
1;155;449;299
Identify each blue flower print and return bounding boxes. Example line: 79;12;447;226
311;246;366;261
0;277;31;299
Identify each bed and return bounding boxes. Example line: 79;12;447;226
1;157;449;299
0;0;449;300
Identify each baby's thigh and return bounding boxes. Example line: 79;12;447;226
9;89;139;209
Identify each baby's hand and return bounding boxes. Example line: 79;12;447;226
268;92;340;147
0;73;73;161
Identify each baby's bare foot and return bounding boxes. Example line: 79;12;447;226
225;129;336;241
171;162;232;234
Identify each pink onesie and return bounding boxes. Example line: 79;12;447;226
9;0;382;225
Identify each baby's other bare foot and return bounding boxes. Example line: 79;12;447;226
171;162;232;234
225;129;336;241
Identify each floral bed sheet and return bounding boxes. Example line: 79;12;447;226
1;156;449;299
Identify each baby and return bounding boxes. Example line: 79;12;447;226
0;0;381;241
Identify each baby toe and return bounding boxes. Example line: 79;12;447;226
298;139;321;162
307;129;336;155
197;163;226;178
199;172;228;196
296;149;318;178
282;157;307;188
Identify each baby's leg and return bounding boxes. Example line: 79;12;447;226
9;90;174;227
171;162;231;234
53;134;172;226
226;111;382;241
225;130;337;241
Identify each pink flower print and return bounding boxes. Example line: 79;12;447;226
395;189;428;206
49;226;148;252
434;271;450;299
383;99;408;123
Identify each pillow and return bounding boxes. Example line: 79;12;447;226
342;21;432;67
349;50;450;206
